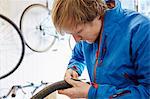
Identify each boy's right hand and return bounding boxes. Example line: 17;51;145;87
64;68;79;79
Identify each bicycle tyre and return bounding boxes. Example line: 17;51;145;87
20;4;56;52
31;80;72;99
0;14;25;80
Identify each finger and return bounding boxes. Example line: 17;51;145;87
72;71;78;79
65;72;72;79
65;78;79;87
58;89;64;94
58;88;74;97
64;69;74;79
58;89;69;95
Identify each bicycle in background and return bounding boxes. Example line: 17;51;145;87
20;0;76;53
0;81;48;99
0;14;25;80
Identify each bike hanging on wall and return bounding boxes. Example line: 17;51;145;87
0;14;25;80
20;0;76;53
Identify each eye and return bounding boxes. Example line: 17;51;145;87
76;29;83;35
77;31;81;34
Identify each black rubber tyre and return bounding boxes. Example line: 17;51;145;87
31;80;72;99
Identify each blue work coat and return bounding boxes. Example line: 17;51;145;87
68;0;150;98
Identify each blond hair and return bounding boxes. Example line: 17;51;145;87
52;0;107;33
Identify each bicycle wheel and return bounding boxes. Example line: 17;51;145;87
20;4;56;52
0;14;25;80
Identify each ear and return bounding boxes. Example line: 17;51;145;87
106;1;115;9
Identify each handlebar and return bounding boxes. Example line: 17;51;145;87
1;81;48;99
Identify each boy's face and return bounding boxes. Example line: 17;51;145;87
65;16;102;43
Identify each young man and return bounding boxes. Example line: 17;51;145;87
52;0;150;98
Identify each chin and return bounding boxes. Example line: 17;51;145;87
86;40;94;44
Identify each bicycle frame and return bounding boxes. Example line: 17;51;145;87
0;81;48;99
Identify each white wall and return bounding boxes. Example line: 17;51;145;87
2;0;149;98
120;0;150;18
0;0;89;99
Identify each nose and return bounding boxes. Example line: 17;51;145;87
72;34;82;42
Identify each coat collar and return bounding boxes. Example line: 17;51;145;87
103;0;124;35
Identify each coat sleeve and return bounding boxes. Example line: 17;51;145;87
88;16;150;99
67;42;85;76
